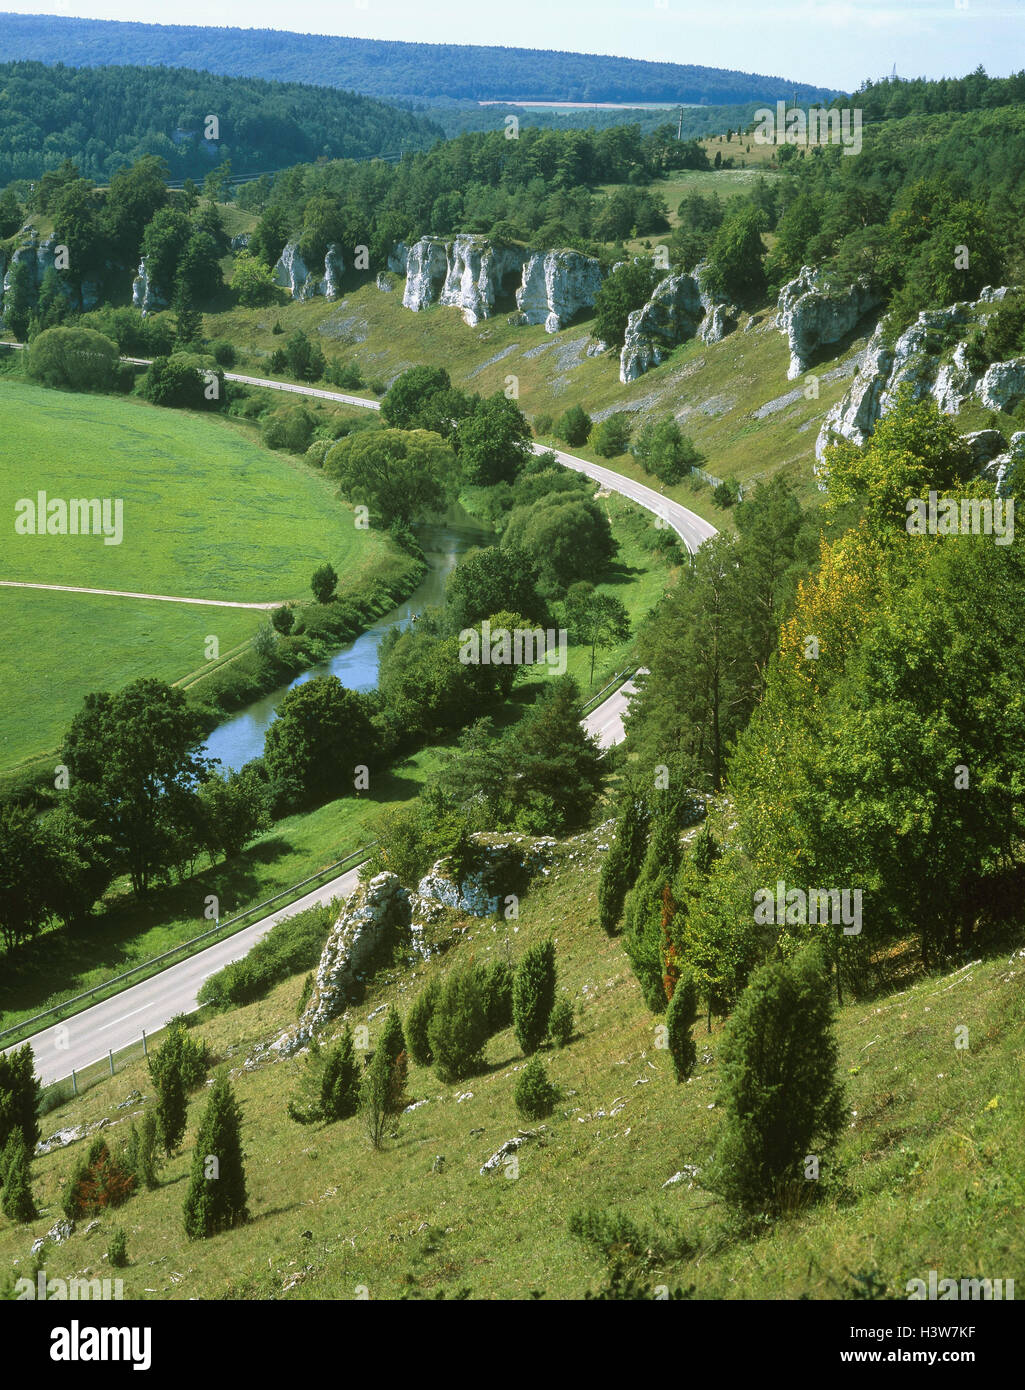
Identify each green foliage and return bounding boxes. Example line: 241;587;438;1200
198;904;332;1011
148;1016;210;1094
712;481;736;509
593;260;661;348
155;1065;187;1158
632;415;703;485
707;946;846;1215
139;353;222;410
0;1135;36;1224
563;583;631;685
444;545;546;631
597;795;650;935
124;1109;160;1190
197;765;269;863
547;995;575;1048
325;427;453;526
455;393;532;486
664;969;699;1080
0;1045;41;1154
289;1027;362;1126
26;326;118;392
406;979;440;1067
702;204;766;306
514;1056;557;1119
310;564;338;604
380;366;471;438
231;251;276;307
61;1139;135;1219
503;495;618;596
554;404;592;447
262;404;317;453
477;960;514;1035
428;967;489;1082
107;1226;129;1268
513;938;557;1056
589;412;633;458
263;674;376;812
359;1044;394;1149
183;1071;249;1239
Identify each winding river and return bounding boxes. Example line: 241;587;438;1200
201;504;494;773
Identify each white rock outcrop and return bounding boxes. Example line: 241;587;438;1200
271;240;347;301
400;235;527;325
978;358;1025;414
402;236;450;312
777;265;881;380
132;256;166;316
322;243;345;301
516;249;603;333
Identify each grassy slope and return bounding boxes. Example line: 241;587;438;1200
6;834;1021;1300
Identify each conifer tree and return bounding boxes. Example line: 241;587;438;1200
359;1045;393;1150
0;1133;36;1223
183;1071;249;1240
707;945;846;1214
664;969;699;1081
156;1064;187;1157
513;938;557;1056
320;1026;361;1122
406;979;440;1067
597;794;649;935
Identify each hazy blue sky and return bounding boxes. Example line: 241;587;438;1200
6;1;1021;90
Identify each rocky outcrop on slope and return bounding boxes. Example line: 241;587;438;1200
402;236;450;312
777;265;882;380
619;266;736;384
400;235;527;325
516;249;603;333
1;234;99;325
815;290;1017;466
271;241;346;302
132;256;166;315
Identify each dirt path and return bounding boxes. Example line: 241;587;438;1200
0;580;282;609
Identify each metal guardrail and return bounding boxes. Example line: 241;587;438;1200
581;666;636;714
0;842;377;1048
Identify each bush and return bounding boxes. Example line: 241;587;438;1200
107;1226;128;1268
406;979;440;1067
533;413;553;437
271;604;296;635
209;339;237;367
707;946;846;1214
513;939;557;1055
311;563;338;604
665;970;699;1080
428;968;489;1082
589;413;633;458
183;1071;249;1240
288;1028;361;1125
547;996;575;1048
477;959;514;1035
554;404;592;447
261;404;317;453
26;326;118;392
140;353;223;410
514;1056;557;1119
305;438;333;468
197;905;331;1011
598;796;649;935
712;481;737;509
124;1109;160;1190
0;1134;35;1223
148;1016;210;1092
359;1045;393;1149
62;1139;135;1219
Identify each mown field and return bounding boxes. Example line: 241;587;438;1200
5;830;1021;1300
0;378;411;770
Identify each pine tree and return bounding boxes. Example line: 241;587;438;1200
320;1027;360;1122
0;1134;36;1223
597;794;649;934
514;1056;557;1120
513;938;557;1056
125;1108;160;1189
183;1071;249;1240
0;1044;41;1154
359;1045;393;1150
707;945;846;1214
664;969;699;1081
378;1006;405;1066
428;968;489;1082
406;979;439;1067
156;1065;187;1157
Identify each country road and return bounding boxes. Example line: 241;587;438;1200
0;580;282;609
2;347;718;1085
11;678;649;1086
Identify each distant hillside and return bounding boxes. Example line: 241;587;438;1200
0;60;442;184
0;13;841;106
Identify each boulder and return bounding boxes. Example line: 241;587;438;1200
516;249;603;333
977;358;1025;414
777;265;881;379
229;232;250;252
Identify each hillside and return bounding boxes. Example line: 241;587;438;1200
0;59;441;185
3;830;1022;1299
0;14;841;106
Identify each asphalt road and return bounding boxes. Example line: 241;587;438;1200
11;677;645;1086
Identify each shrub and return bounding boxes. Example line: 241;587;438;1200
124;1109;160;1190
554;404;592;447
0;1134;35;1223
289;1028;361;1125
598;796;649;935
155;1066;187;1157
712;481;737;509
428;968;489;1082
183;1071;249;1239
271;604;295;635
26;326;118;392
311;563;338;604
305;438;333;468
589;413;633;457
406;980;440;1067
477;959;514;1034
140;353;222;409
514;1056;557;1119
513;939;557;1056
197;905;331;1011
547;996;575;1048
533;413;553;437
149;1017;209;1092
707;945;846;1214
209;339;237;367
107;1226;128;1268
664;969;699;1081
62;1139;135;1218
359;1045;393;1149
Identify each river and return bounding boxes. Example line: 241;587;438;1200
201;505;494;773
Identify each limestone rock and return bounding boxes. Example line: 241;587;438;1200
229;232;250;252
977;358;1025;414
963;429;1007;467
620;272;704;383
439;234;527;327
516;249;602;333
131;257;166;316
32;1218;74;1254
402;236;450;312
323;243;345;301
776;265;881;380
272;240;317;301
387;241;409;275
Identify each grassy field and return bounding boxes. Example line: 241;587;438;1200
5;828;1021;1300
0;378;414;770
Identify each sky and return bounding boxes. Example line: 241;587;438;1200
3;0;1022;91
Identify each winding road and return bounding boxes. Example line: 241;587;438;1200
4;356;717;1085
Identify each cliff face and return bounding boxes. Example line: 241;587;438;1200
815;288;1018;469
132;256;166;315
272;241;346;301
402;236;449;312
776;265;881;380
1;233;99;326
516;249;603;333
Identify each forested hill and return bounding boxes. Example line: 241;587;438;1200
0;13;840;105
0;60;442;184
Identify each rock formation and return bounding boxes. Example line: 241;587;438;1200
132;256;166;316
776;265;881;380
516;249;603;333
270;240;347;302
619;265;736;384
